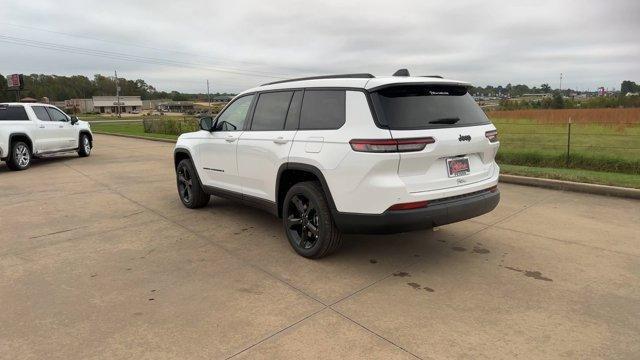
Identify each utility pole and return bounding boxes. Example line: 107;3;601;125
115;70;121;118
559;73;563;93
207;79;211;112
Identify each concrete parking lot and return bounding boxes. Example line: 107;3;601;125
1;134;639;359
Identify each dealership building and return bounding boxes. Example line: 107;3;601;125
62;96;143;114
92;96;143;113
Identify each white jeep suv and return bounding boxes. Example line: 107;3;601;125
0;103;93;170
174;71;500;258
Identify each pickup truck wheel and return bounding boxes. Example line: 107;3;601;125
176;159;209;208
78;134;91;157
283;181;343;259
7;141;32;171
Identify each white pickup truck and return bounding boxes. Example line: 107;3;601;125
0;103;93;171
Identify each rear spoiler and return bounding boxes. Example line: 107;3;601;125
367;82;473;92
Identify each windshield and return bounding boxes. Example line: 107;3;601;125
370;85;491;130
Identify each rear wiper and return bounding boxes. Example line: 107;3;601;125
428;117;460;125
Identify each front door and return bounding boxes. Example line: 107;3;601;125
197;94;254;193
45;107;77;150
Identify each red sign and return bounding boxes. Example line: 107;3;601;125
7;74;23;90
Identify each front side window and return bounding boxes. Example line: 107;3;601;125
32;106;52;121
371;85;491;130
46;107;69;122
299;90;346;130
216;95;254;131
251;91;293;131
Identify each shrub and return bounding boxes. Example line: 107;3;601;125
142;117;199;136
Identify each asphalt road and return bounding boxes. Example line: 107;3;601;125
1;134;639;359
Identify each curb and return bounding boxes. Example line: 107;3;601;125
94;133;639;200
93;132;177;144
499;174;640;200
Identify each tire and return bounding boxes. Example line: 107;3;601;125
78;134;92;157
176;159;210;208
283;181;343;259
6;141;32;171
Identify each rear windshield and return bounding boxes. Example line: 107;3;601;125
0;105;29;121
370;85;490;130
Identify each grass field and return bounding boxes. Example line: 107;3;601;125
493;119;640;174
500;164;640;189
486;108;640;125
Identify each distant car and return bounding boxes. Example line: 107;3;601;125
0;103;93;171
173;71;500;258
131;109;140;114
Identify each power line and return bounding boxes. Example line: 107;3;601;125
0;22;294;71
0;35;293;79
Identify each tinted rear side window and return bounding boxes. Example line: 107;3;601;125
299;90;345;130
0;105;29;121
32;106;52;121
251;91;294;131
371;85;490;130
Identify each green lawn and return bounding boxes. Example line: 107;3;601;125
500;164;640;189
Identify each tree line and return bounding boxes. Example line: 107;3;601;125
470;83;555;97
472;81;640;110
0;73;235;102
498;93;640;110
472;81;639;98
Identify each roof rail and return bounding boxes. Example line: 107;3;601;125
421;75;443;79
261;73;374;86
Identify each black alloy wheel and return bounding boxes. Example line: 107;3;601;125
176;159;210;208
177;163;193;204
286;193;320;250
282;181;342;258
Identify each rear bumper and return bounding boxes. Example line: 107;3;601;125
333;187;500;234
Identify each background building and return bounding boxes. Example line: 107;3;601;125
65;98;95;113
92;96;143;113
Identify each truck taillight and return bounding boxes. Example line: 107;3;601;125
349;137;435;153
485;130;498;143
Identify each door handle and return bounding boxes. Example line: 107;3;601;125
225;136;237;142
273;137;288;144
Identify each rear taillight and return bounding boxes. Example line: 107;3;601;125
485;130;498;143
349;137;435;153
387;200;429;211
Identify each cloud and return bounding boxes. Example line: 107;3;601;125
1;0;638;92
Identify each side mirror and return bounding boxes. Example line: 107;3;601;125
199;116;215;131
70;116;79;125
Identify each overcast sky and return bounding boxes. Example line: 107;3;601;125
2;0;639;93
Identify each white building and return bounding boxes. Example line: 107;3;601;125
92;96;143;114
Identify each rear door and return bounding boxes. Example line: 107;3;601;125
30;105;60;152
370;84;499;193
237;90;300;201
